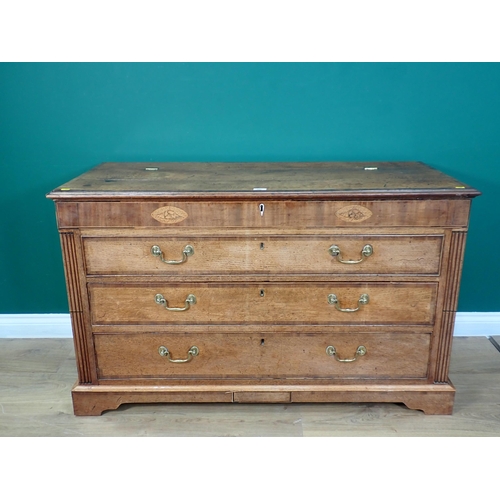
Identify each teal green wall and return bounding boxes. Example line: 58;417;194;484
0;63;498;313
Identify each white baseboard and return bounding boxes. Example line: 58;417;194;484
452;312;500;337
0;314;73;338
0;313;499;339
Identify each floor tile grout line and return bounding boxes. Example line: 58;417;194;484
487;336;500;353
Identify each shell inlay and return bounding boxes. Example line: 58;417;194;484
151;206;188;224
335;205;373;223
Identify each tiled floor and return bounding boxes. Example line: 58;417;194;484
1;337;499;436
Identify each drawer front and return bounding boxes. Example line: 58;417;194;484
89;282;437;326
84;235;443;276
94;332;431;380
57;199;470;228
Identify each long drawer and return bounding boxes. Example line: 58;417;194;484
83;234;443;276
89;282;437;326
56;199;471;228
94;332;431;380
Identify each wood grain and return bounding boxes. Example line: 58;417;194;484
55;199;472;228
93;332;431;380
45;161;479;417
46;161;481;199
69;382;456;415
435;231;467;382
291;386;455;415
83;234;444;276
89;282;437;326
59;231;94;384
234;392;291;403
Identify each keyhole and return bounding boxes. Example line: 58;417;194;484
260;339;265;346
260;289;265;297
260;242;265;250
259;203;265;216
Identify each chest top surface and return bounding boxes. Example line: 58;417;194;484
47;161;480;200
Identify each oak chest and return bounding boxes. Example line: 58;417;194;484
47;162;480;415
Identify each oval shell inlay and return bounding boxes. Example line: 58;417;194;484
151;206;188;224
335;205;373;223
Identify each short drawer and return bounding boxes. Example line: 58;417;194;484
84;234;443;276
94;332;431;380
89;282;437;326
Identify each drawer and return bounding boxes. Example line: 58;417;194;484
94;332;431;380
57;199;471;228
89;282;437;326
84;234;443;276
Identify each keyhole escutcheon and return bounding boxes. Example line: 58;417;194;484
259;203;265;216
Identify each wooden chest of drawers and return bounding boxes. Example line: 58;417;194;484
47;161;480;415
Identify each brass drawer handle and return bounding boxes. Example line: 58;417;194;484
326;345;367;362
328;293;369;312
151;244;194;265
158;345;199;363
328;244;373;264
155;293;197;311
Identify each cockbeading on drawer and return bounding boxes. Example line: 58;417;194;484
93;332;431;381
88;282;437;326
83;234;444;276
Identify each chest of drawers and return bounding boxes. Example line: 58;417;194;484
47;161;480;415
